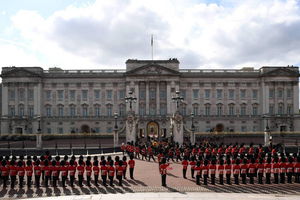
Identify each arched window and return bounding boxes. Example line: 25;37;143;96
217;103;223;116
252;104;259;116
94;104;101;117
58;104;64;117
193;104;199;116
119;104;126;116
82;104;88;117
278;103;284;115
240;103;247;116
18;104;24;116
45;105;52;117
204;103;211;116
69;104;76;117
106;104;112;116
228;103;235;116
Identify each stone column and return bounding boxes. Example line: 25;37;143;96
134;82;139;114
146;82;149;115
293;81;299;114
166;82;171;115
156;82;160;115
2;84;8;116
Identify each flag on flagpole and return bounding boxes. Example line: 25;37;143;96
151;34;153;46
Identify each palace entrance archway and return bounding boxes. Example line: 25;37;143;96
81;125;90;133
147;121;159;139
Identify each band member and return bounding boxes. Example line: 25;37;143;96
218;159;224;185
294;156;300;183
9;160;18;189
108;160;115;186
240;158;248;184
135;145;140;159
25;160;33;188
273;157;280;184
141;146;147;160
225;159;232;184
101;160;108;186
176;148;182;162
233;159;240;185
122;156;127;179
77;160;85;187
17;160;25;188
1;160;9;187
159;158;169;187
93;160;100;186
168;148;174;162
190;156;196;179
280;157;287;184
60;160;68;187
287;157;294;183
209;159;217;185
116;160;124;186
257;158;264;184
202;160;209;185
148;146;155;162
128;155;135;179
51;160;59;187
34;160;41;188
194;161;201;185
68;160;76;187
264;157;272;184
248;158;256;184
40;156;45;181
114;156;120;178
85;160;92;186
44;160;51;187
182;156;189;179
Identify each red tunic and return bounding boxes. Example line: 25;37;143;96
287;163;294;173
51;166;59;177
68;166;76;176
248;163;256;174
294;162;300;173
117;166;123;176
101;165;108;176
280;163;287;173
240;164;247;174
1;165;9;176
25;166;33;176
273;163;280;174
182;160;189;170
189;161;196;170
225;164;232;174
9;165;18;176
194;166;201;175
93;166;99;176
44;166;51;176
18;166;25;176
159;163;169;175
77;166;84;176
233;165;240;175
34;166;42;176
256;163;264;174
217;165;224;175
202;165;209;175
264;163;272;174
128;160;135;168
209;164;216;175
108;166;115;177
60;166;68;177
86;166;92;176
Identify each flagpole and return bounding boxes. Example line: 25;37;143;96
151;34;154;61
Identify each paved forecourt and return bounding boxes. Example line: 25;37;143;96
0;155;300;199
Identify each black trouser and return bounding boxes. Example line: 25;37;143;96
295;173;300;183
249;173;254;184
241;173;246;184
117;175;122;186
94;175;99;186
191;169;195;178
183;169;187;178
265;173;271;184
203;174;208;185
141;154;146;160
10;175;16;188
27;176;32;187
274;173;279;184
234;174;239;184
102;175;107;186
87;175;91;186
176;155;182;162
226;174;231;184
211;174;215;185
129;168;134;179
287;172;292;183
168;156;174;162
149;155;155;162
45;176;50;187
196;175;200;185
35;175;40;187
2;176;8;187
78;175;83;187
161;174;166;186
109;176;114;186
62;176;67;187
219;174;223;184
42;171;45;181
70;175;75;187
280;173;285;184
19;176;24;188
258;173;263;184
123;169;126;179
52;176;58;187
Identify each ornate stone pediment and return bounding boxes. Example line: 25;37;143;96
1;67;42;78
126;64;179;76
261;68;299;77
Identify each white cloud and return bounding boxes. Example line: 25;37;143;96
2;0;300;69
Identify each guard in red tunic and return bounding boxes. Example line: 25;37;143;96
68;160;76;187
44;160;51;187
101;160;108;186
240;158;248;184
189;156;196;179
264;157;272;184
159;158;169;187
93;160;100;186
287;157;294;183
202;160;209;185
1;160;9;187
182;156;189;179
17;160;25;188
280;157;287;184
273;157;280;184
108;160;115;186
257;158;264;184
128;155;135;179
233;159;240;184
176;148;182;162
218;159;224;185
9;160;18;189
25;160;33;188
77;160;85;187
116;160;124;186
122;156;128;179
34;160;41;188
225;159;232;184
51;160;59;187
60;160;68;187
294;156;300;183
194;161;201;185
248;158;256;184
209;159;217;185
85;160;92;186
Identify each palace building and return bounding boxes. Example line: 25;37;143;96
1;59;299;140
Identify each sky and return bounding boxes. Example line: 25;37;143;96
0;0;300;70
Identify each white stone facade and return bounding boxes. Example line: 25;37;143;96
1;59;299;141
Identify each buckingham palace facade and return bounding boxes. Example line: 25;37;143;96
1;58;300;138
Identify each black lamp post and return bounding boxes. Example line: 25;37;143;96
36;116;42;149
114;112;118;148
125;90;137;111
191;112;195;145
172;91;184;110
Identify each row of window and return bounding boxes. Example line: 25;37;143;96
138;90;167;100
46;127;113;134
8;105;34;117
45;90;126;101
8;89;34;101
269;88;293;98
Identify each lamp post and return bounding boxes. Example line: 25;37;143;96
264;117;270;147
125;90;137;112
172;91;184;111
114;112;118;148
36;116;42;149
191;112;195;145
